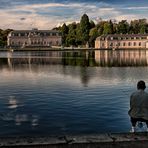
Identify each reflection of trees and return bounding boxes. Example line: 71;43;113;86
62;51;95;66
80;66;89;87
0;58;8;69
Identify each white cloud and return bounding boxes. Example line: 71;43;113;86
122;6;148;10
0;2;148;29
115;14;138;22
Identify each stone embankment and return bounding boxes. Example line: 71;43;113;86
0;133;148;148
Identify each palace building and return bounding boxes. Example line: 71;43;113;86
95;34;148;49
7;29;62;48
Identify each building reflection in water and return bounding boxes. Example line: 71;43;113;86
3;50;148;67
1;50;148;87
95;50;148;66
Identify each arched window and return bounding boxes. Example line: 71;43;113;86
139;42;141;46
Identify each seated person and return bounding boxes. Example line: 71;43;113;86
128;80;148;132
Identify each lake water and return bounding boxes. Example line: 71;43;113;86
0;49;148;136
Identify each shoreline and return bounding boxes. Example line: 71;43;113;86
0;132;148;147
0;47;148;52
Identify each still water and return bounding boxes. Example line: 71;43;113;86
0;49;148;136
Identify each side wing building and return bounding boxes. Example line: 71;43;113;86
95;34;148;49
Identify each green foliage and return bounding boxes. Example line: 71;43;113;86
66;23;77;46
60;23;69;46
0;29;13;47
117;20;129;34
89;28;99;47
79;14;90;45
103;20;114;35
54;14;148;47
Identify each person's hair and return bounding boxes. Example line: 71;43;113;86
137;80;146;90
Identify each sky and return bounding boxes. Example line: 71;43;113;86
1;0;148;30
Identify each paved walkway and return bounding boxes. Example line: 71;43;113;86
0;133;148;148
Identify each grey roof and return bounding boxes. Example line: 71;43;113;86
11;30;60;33
8;29;62;37
96;34;148;40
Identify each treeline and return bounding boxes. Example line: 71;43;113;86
0;29;13;47
1;14;148;48
54;14;148;47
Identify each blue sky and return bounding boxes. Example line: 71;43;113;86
1;0;148;29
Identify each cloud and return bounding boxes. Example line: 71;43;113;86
0;1;148;29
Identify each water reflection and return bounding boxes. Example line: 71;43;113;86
1;50;148;135
0;50;148;87
0;50;148;67
8;96;19;109
95;50;148;66
0;112;39;126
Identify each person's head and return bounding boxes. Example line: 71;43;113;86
137;80;146;90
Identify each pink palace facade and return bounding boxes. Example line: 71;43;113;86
7;29;62;48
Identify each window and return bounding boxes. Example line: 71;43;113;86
123;42;126;46
134;42;136;46
128;42;131;46
142;37;146;39
102;43;105;47
139;42;141;46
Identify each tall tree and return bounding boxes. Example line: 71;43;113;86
66;23;77;46
60;23;69;46
78;14;90;45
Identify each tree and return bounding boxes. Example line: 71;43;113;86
96;21;106;35
139;19;147;34
117;20;129;34
60;23;69;46
89;27;99;47
0;29;12;47
90;20;95;29
78;14;90;45
103;20;113;35
66;23;77;46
